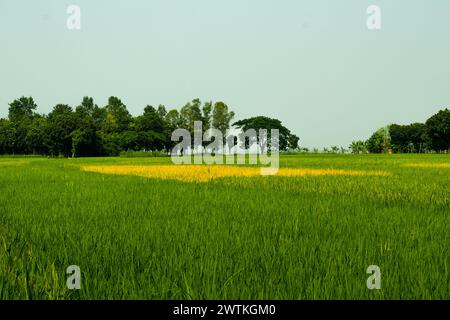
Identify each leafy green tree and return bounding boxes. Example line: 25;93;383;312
7;97;39;154
76;97;97;116
8;97;37;122
71;97;103;156
233;116;296;152
389;123;429;153
366;126;391;153
137;106;166;133
133;105;167;150
165;109;182;131
119;130;140;151
103;97;132;133
156;105;167;119
330;146;339;153
71;129;84;158
9;121;28;154
212;102;235;136
288;134;300;150
164;109;183;151
180;99;203;133
425;108;450;152
350;140;368;154
202;101;213;131
47;104;77;156
178;99;204;153
98;132;122;156
26;115;49;155
0;119;14;154
95;97;133;155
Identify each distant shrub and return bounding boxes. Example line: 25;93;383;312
119;150;169;158
0;154;43;158
281;150;302;155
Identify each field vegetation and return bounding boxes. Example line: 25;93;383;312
0;154;448;299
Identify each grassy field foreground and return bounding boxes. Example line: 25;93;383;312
0;154;448;299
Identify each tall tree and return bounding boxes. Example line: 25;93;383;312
165;109;182;131
76;96;97;116
180;99;203;133
138;105;166;133
133;105;166;151
390;123;428;153
288;134;300;150
7;97;39;154
425;108;450;152
366;126;391;153
0;119;14;154
26;115;49;155
72;98;101;157
156;105;167;119
103;96;132;133
202;101;213;131
212;102;235;136
47;104;77;156
164;109;183;151
350;140;368;154
8;97;37;122
233;116;294;152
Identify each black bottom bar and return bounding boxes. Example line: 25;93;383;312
0;300;447;318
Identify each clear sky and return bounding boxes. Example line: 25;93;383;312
1;0;449;148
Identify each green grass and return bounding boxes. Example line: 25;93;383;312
119;150;168;158
0;154;448;299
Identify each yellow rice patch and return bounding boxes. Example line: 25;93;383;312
403;163;450;169
81;165;392;183
0;160;30;167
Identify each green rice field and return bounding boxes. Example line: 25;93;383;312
0;154;448;299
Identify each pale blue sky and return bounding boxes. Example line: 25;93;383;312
1;0;449;148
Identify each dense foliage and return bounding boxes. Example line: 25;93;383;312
233;116;300;151
0;97;246;157
350;108;450;154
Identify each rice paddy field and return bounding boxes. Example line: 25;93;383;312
0;154;448;300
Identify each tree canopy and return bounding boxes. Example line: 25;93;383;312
425;108;450;152
363;108;450;153
233;116;300;152
0;96;301;157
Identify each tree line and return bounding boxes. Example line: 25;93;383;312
350;108;450;154
0;96;300;157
